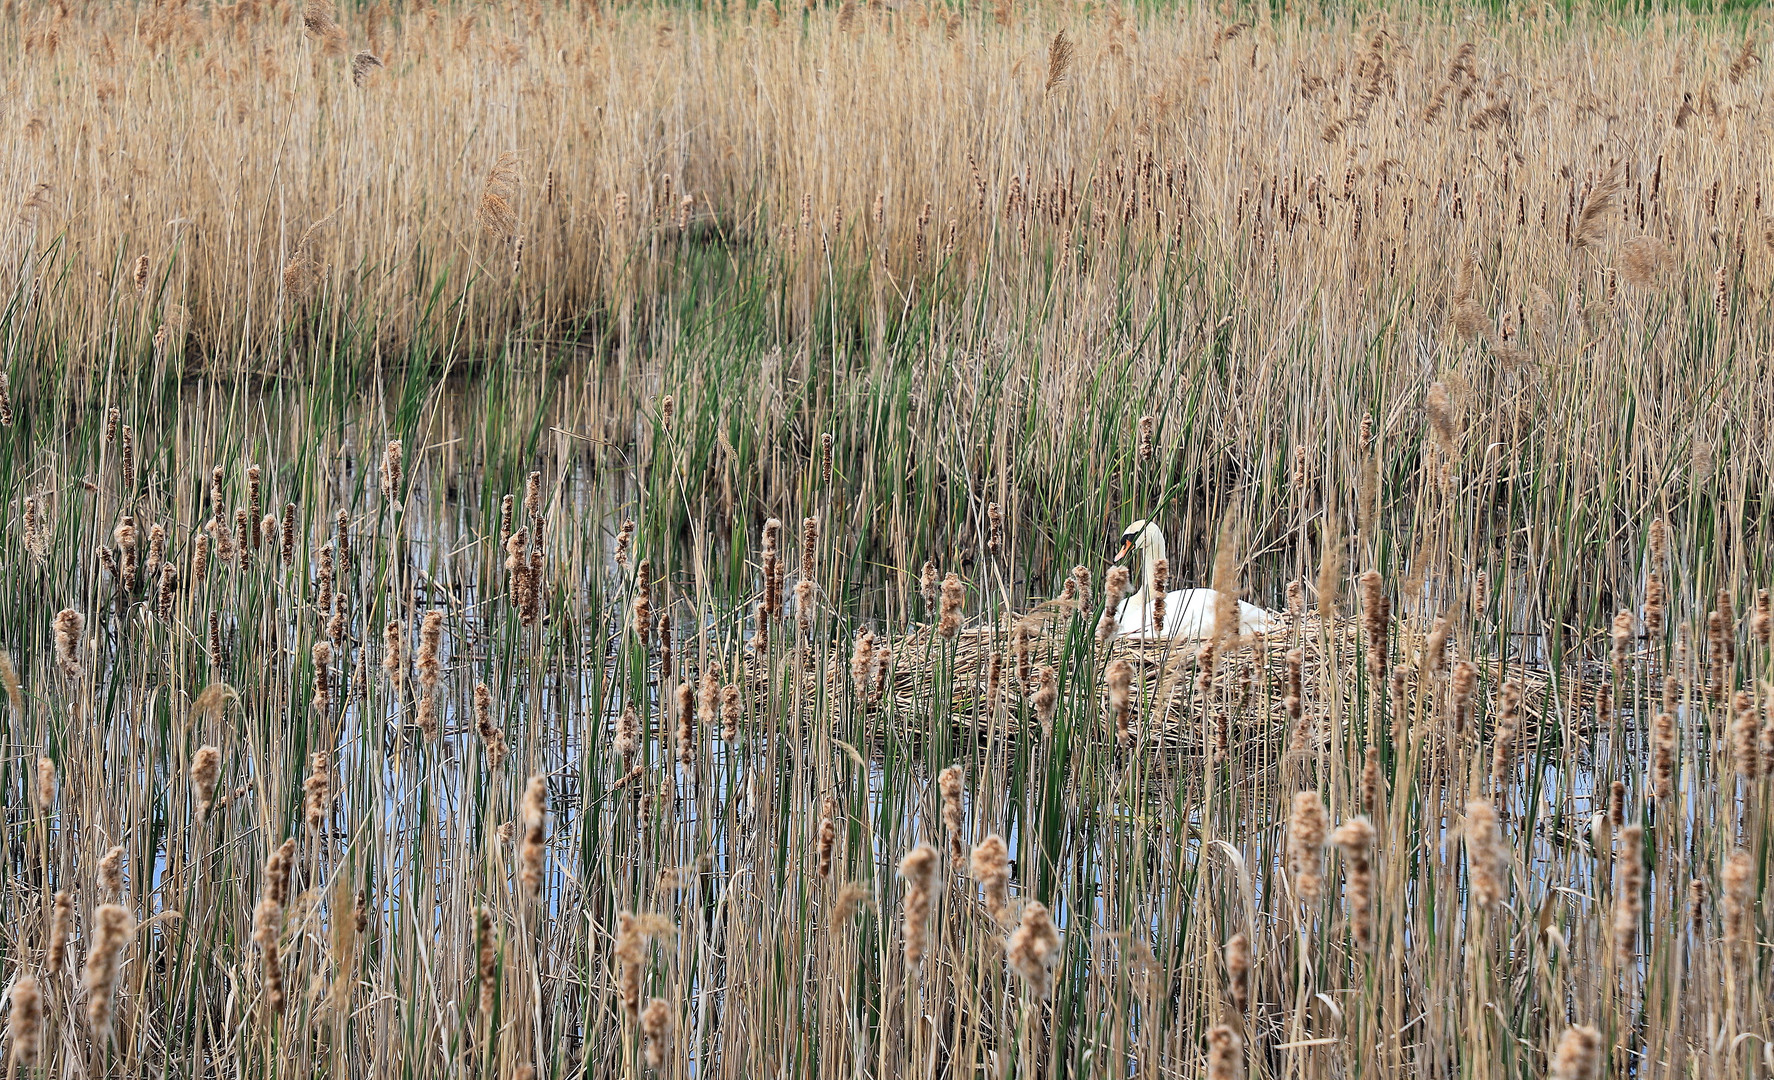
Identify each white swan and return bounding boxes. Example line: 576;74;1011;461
1111;520;1275;640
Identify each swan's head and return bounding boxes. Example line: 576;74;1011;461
1113;519;1150;564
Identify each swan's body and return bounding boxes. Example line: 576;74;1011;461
1111;520;1275;640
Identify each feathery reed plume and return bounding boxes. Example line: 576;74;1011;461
1107;659;1134;746
1723;849;1754;960
1449;660;1477;738
520;776;547;900
1006;901;1061;999
1206;1024;1244;1080
938;764;966;871
46;891;72;972
477;152;522;241
1574;165;1621;249
1098;566;1129;645
1334;816;1376;948
85;903;134;1035
9;977;40;1066
1729;38;1759;84
938;572;964;637
351;50;384;87
897;843;940;973
1732;690;1758;782
632;559;652;644
1224;932;1250;1015
1033;665;1058;735
304;751;330;834
1463;799;1506;910
383;619;404;687
817;795;839;879
1490;681;1521;786
971;834;1010;925
34;756;55;814
1613;824;1643;966
1044;30;1073;94
52;608;83;680
1550;1026;1601;1080
1288;791;1328;903
1652;712;1676;800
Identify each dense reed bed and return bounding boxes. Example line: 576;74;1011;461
1;1;1772;1078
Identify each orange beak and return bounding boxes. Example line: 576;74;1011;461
1114;539;1133;564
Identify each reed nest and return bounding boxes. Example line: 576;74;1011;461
825;612;1571;755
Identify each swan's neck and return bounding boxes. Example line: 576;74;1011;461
1136;524;1167;606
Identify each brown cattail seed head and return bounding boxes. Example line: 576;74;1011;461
1224;932;1250;1015
938;763;966;871
520;775;547;900
1288;791;1328;903
9;977;41;1065
938;572;964;637
1613;824;1643;966
1206;1024;1244;1080
53;608;84;680
1006;900;1061;999
1107;659;1133;745
641;997;673;1069
970;834;1011;925
1550;1025;1601;1080
897;843;940;972
84;904;134;1036
46;891;72;973
1464;799;1507;910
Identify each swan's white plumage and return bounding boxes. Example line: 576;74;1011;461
1111;521;1275;640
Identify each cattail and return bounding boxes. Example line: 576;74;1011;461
938;764;966;871
987;502;1004;558
1651;712;1676;800
938;572;964;637
614;704;640;767
119;426;134;493
1150;558;1169;635
1224;932;1250;1015
721;683;741;741
99;845;125;898
761;518;783;620
817;795;839;879
820;432;835;489
0;374;10;428
475;907;498;1022
1005;900;1061;999
144;522;165;584
1753;588;1771;647
1011;620;1034;690
34;756;55;814
1464;799;1506;910
311;640;334;720
898;843;940;973
474;684;508;769
1723;849;1754;959
1613;824;1643;966
520;775;547;900
674;681;696;771
1549;1026;1601;1080
1136;415;1155;461
115;517;138;591
417;610;443;689
614;912;655;1020
53;608;83;680
1107;659;1134;746
641;998;673;1069
1335;819;1378;947
971;834;1010;925
84;903;134;1035
21;496;44;560
9;976;41;1066
383;619;404;686
45;890;72;972
1359;570;1389;690
614;519;635;569
192;531;210;581
1424;616;1450;675
1714;264;1729;319
1206;1024;1243;1080
920;560;939;607
1732;690;1758;781
632;559;653;643
191;744;221;818
1033;665;1058;735
380;440;402;503
1491;681;1521;786
985;650;1002;711
335;509;351;575
1098;566;1130;645
304;751;330;833
1288;791;1328;903
1070;565;1092;609
851;629;876;694
1449;660;1477;737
